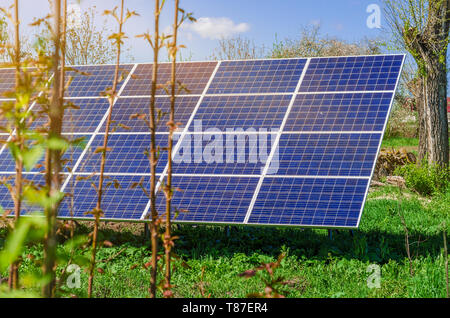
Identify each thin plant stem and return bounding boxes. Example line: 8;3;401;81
164;0;180;293
88;0;125;298
8;0;22;291
43;0;63;298
149;0;161;299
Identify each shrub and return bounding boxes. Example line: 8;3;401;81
395;162;450;196
385;103;418;139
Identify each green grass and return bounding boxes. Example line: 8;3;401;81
1;187;449;298
382;137;419;148
382;137;450;149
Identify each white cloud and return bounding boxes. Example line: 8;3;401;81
183;17;250;40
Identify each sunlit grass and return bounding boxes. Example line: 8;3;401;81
1;186;448;298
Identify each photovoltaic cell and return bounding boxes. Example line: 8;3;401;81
59;174;150;220
299;55;403;92
171;133;275;175
154;175;259;223
65;65;133;97
248;177;368;227
0;69;16;96
121;62;217;96
285;92;393;132
207;59;307;94
0;135;87;173
104;96;200;133
31;99;111;133
191;95;292;131
0;173;66;215
272;133;381;177
75;133;169;174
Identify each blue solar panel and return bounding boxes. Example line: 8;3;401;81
59;174;150;220
0;55;405;228
65;65;133;97
104;96;200;133
191;95;292;131
31;99;111;133
0;69;16;96
154;175;259;223
171;133;275;175
75;133;169;174
207;59;307;94
248;177;368;227
299;55;403;92
0;135;87;173
121;62;217;96
285;92;393;132
0;173;66;215
272;133;381;177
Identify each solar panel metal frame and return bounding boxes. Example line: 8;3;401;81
0;54;405;228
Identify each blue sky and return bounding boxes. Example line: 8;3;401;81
0;0;390;63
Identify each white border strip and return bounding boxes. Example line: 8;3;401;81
58;131;383;135
140;61;222;220
0;89;395;101
243;58;311;224
0;53;403;69
60;63;139;192
0;171;372;179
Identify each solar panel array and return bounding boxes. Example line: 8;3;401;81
0;54;404;228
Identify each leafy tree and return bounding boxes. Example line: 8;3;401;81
269;25;382;58
65;6;128;65
384;0;450;166
210;35;265;60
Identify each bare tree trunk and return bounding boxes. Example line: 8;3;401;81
423;60;449;166
43;0;63;298
417;93;428;162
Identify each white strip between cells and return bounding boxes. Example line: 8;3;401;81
243;58;312;224
295;90;395;95
0;89;395;101
58;130;384;136
60;63;139;192
140;61;222;220
2;89;395;102
0;170;373;180
355;54;407;228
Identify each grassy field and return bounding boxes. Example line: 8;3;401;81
1;185;448;298
382;137;450;149
0;137;449;298
382;137;420;148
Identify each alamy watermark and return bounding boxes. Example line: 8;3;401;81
366;264;381;289
366;4;381;29
66;264;81;289
173;120;280;174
